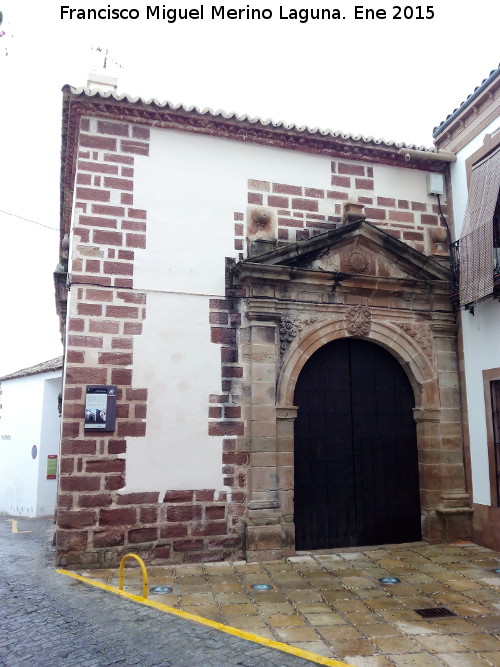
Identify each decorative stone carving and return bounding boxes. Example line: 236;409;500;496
314;251;340;272
279;317;303;353
345;305;372;335
429;226;448;255
398;323;433;360
247;206;276;241
247;207;277;257
279;316;324;354
345;249;370;274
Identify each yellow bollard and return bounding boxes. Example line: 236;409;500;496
118;553;149;599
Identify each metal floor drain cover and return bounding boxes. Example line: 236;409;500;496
414;607;456;618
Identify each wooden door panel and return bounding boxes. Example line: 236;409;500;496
294;338;421;550
294;340;356;549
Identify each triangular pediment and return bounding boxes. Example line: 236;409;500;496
241;220;450;282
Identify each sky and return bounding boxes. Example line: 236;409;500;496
0;0;498;376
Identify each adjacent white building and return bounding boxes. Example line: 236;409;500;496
0;357;62;516
433;66;500;550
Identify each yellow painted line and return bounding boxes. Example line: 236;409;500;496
58;569;353;667
5;519;30;534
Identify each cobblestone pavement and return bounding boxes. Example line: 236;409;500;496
81;540;500;666
0;517;317;667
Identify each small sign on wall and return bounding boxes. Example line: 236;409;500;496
84;385;117;432
47;455;57;479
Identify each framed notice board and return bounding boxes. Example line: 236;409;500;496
84;385;117;432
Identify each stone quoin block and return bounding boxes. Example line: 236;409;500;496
272;183;302;195
139;507;158;524
331;175;351;187
163;490;194;503
292;198;319;212
166;505;202;522
128;527;158;543
172;540;204;552
338;162;365;176
59;476;101;492
78;161;120;175
78;493;113;508
79;215;117;229
60;439;97;456
246;525;282;551
85;459;126;474
76;188;110;203
120;139;149;156
57;511;97;530
160;524;188;539
93;530;125;548
100;508;136;526
104;153;135;165
104;474;125;491
56;530;88;551
80;134;118;150
97;120;130;137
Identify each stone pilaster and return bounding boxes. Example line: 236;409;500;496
243;313;284;561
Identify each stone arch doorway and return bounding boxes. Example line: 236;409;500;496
293;337;421;550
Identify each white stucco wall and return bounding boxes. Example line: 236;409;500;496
121;127;454;494
133;129;332;295
123;130;335;493
122;292;225;494
461;300;500;504
0;371;60;516
450;118;500;505
37;377;61;515
374;163;445;207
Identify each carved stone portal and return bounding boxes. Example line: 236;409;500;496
232;220;471;561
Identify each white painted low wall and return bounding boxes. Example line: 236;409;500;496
0;371;61;516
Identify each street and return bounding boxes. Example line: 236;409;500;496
0;517;315;667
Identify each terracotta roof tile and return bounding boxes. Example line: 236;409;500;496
0;356;63;382
66;85;439;153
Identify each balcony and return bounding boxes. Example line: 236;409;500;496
450;223;500;308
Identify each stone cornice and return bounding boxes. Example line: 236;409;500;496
234;262;451;298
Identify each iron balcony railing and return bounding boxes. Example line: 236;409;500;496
450;235;500;306
450;239;460;300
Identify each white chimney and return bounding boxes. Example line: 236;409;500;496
86;70;118;92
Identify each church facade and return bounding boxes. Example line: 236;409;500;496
55;85;471;567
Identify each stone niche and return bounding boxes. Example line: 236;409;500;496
231;220;471;560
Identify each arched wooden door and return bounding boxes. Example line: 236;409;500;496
294;338;421;550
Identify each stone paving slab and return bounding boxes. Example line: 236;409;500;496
76;542;500;666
